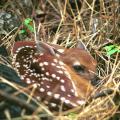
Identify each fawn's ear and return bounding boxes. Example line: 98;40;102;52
76;41;88;51
36;41;65;57
36;41;57;56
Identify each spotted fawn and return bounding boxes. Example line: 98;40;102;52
12;41;97;111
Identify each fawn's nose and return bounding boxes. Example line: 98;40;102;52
91;75;101;86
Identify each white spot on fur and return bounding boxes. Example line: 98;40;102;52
59;61;64;66
46;85;50;88
71;89;75;93
39;63;43;67
51;63;56;66
41;74;44;77
26;78;31;84
53;59;58;63
56;76;60;80
50;103;57;107
56;66;61;69
45;72;49;76
54;94;60;99
33;59;38;63
51;74;56;78
65;99;70;104
40;53;44;56
60;97;65;101
41;67;45;71
57;70;63;74
60;85;66;92
20;75;24;80
77;100;86;105
40;88;45;92
68;94;71;97
43;62;49;65
60;79;65;83
47;91;52;96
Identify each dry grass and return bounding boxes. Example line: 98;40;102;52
0;0;120;120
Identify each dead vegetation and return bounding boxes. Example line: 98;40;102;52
0;0;120;120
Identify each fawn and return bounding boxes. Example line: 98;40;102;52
12;41;98;111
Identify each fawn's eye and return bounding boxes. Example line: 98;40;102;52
73;65;85;73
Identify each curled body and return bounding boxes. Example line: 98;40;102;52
12;41;98;111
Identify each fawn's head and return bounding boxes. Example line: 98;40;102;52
50;42;98;86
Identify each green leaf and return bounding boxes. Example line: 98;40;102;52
27;25;34;32
107;48;119;56
19;29;26;34
104;45;115;51
104;44;120;56
23;18;34;33
24;18;32;26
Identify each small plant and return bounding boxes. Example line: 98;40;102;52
19;18;34;35
104;44;120;56
23;18;34;33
